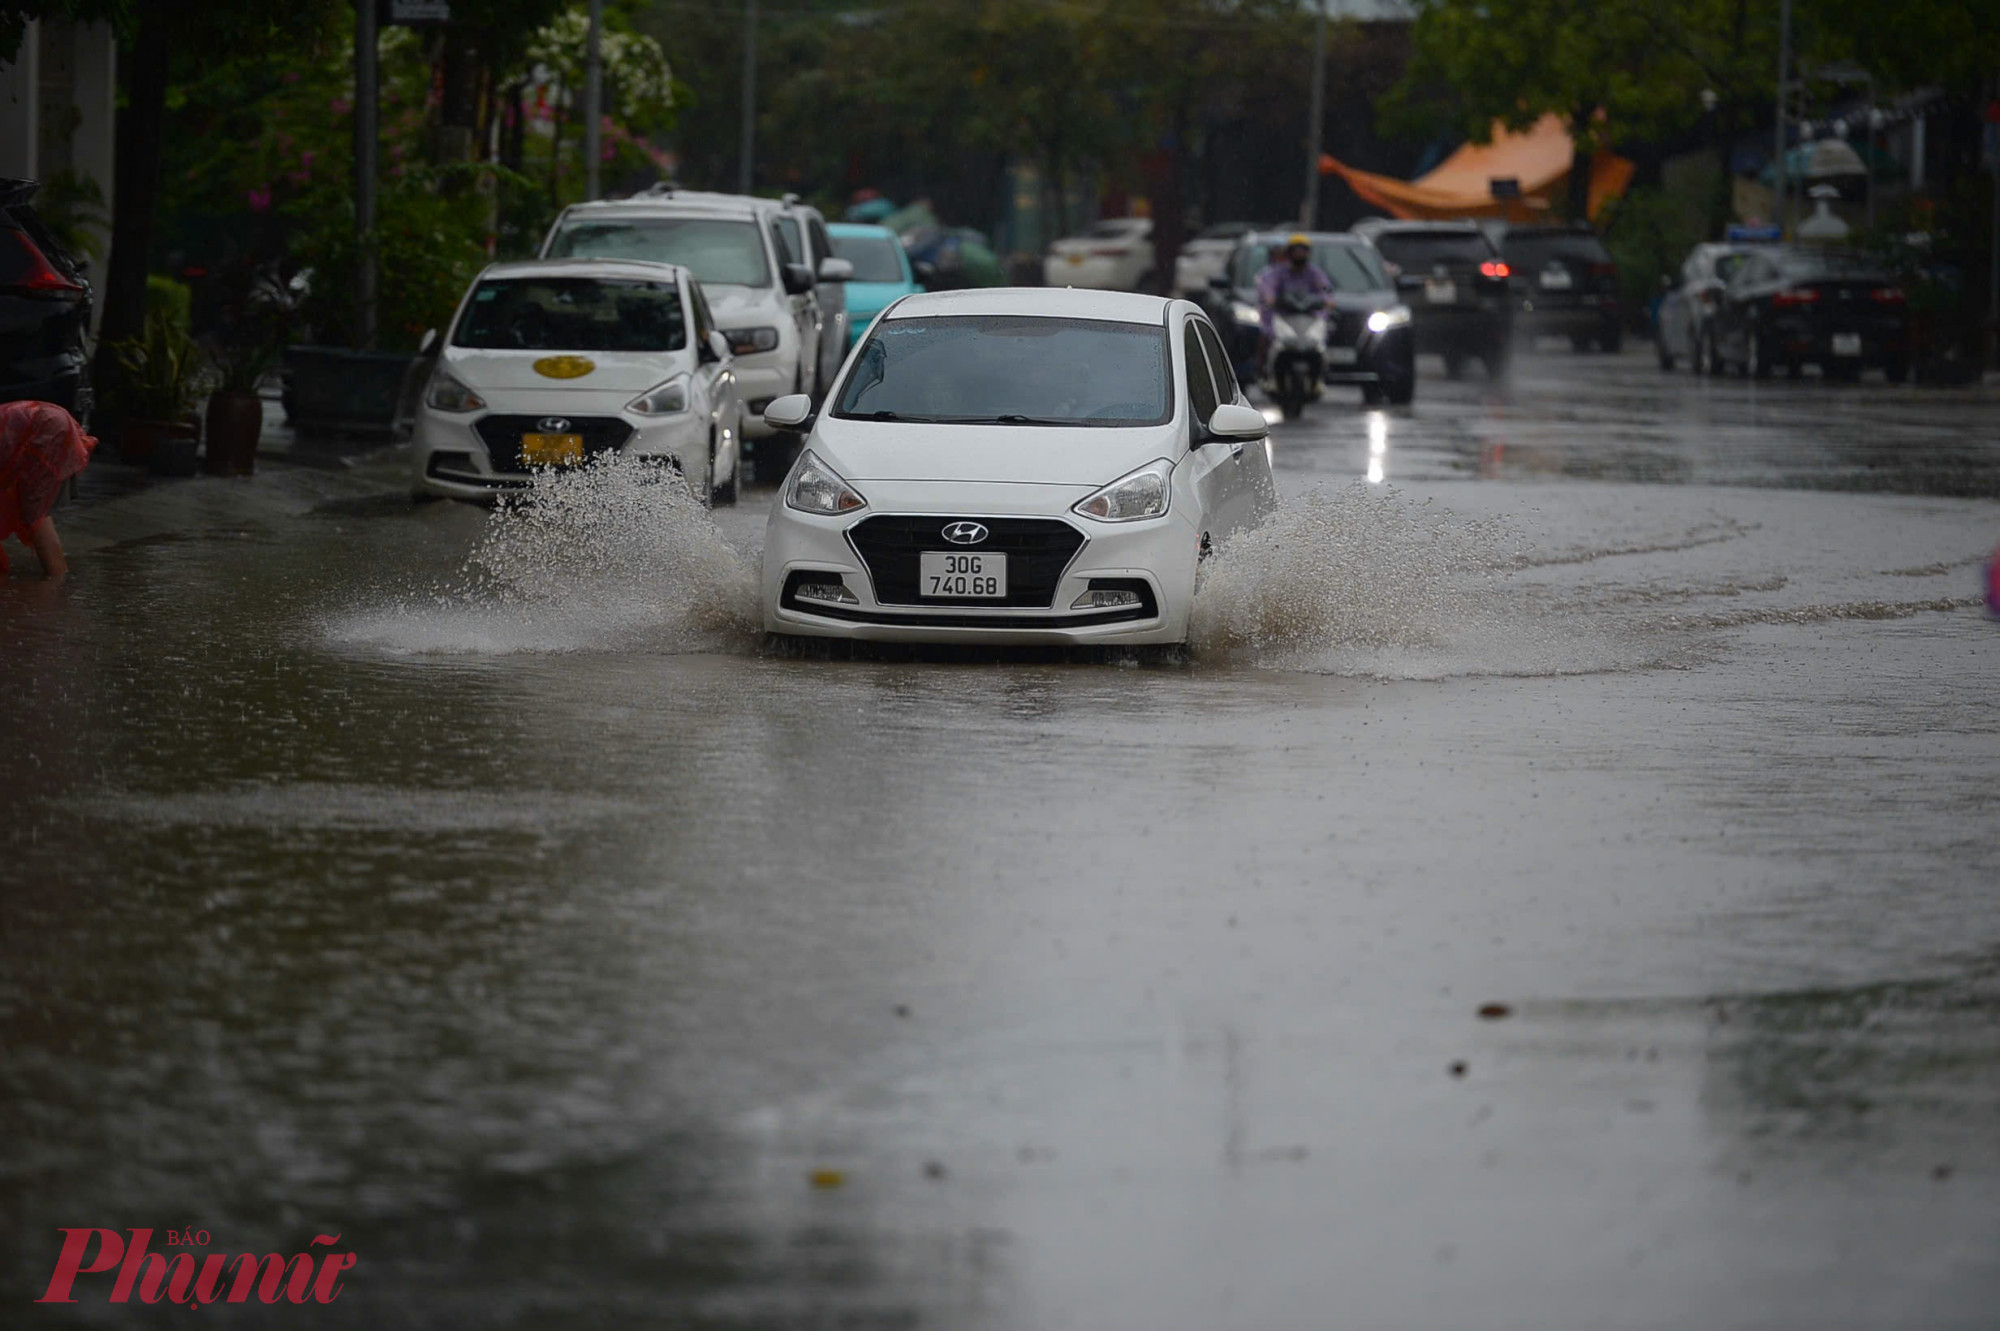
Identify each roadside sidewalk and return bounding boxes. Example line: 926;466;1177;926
54;390;409;560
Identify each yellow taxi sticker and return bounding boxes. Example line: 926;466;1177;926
532;355;596;379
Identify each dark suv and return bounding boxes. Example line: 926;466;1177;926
0;179;92;419
1490;223;1622;352
1351;219;1512;379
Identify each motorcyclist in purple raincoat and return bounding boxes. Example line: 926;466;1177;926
1255;234;1335;369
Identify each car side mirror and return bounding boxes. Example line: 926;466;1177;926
1207;403;1267;442
781;263;816;295
817;257;854;283
704;329;730;362
762;393;814;430
417;328;438;355
913;259;938;287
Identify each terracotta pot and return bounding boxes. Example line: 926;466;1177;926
122;416;199;470
204;391;264;475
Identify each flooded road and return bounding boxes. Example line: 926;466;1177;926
4;348;1997;1328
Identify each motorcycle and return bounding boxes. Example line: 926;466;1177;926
1259;288;1329;420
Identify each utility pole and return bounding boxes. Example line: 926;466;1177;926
354;0;378;348
1772;0;1791;237
1300;0;1327;228
583;0;603;200
737;0;757;194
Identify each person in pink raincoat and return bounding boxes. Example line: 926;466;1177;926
0;400;96;578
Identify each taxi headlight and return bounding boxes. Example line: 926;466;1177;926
627;375;690;416
424;371;485;413
1074;458;1172;523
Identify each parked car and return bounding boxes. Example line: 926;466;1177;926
1655;242;1756;373
1043;218;1155;291
0;178;92;421
759;287;1277;648
764;193;855;397
828;221;923;348
540;187;845;481
1215;230;1415;405
1172;221;1258;295
1709;247;1910;382
1489;222;1622;352
1350;219;1512;379
409;259;745;505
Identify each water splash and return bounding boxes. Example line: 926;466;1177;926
328;454;760;655
1188;483;1643;679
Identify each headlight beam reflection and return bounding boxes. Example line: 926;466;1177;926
1366;410;1389;484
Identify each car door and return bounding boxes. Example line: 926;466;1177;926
1177;316;1251;547
1196;314;1275;530
688;280;741;473
804;213;847;388
768;215;819;394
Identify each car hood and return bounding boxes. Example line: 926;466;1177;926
843;280;919;320
810;417;1179;487
1228;283;1398;315
443;346;690;393
705;284;786;323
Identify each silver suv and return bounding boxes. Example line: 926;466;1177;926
540;188;852;477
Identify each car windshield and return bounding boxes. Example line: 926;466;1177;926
452;276;687;352
546;218;771;288
1230;242;1388;292
1501;231;1610;269
830;233;907;283
834;314;1171;427
1372;232;1493;269
1088;220;1144;238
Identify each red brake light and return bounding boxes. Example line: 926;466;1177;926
1770;288;1819;307
1589;261;1617;277
1479;261;1510;279
1871;286;1905;304
5;230;84;299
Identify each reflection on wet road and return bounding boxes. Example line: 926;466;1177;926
3;347;1996;1328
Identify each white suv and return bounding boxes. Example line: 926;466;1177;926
540;188;851;479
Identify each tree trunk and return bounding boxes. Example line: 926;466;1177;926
91;7;172;419
1566;107;1595;222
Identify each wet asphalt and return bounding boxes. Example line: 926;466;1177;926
2;343;1997;1329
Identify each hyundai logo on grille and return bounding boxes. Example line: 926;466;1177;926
942;521;989;545
538;417;572;432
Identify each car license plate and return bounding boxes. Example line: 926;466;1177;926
920;551;1006;598
521;432;584;465
1831;332;1862;357
1425;279;1456;304
1327;345;1359;365
1539;267;1573;290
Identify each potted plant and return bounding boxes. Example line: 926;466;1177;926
111;313;207;473
204;335;278;475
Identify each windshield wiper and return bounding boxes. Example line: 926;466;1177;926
940;413;1071;426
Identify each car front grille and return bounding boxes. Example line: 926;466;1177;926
847;515;1087;608
473;415;633;473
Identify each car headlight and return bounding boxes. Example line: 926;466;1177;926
627;374;689;415
1366;305;1412;334
785;449;867;515
723;326;780;355
1231;300;1261;328
424;371;485;413
1074;458;1172;523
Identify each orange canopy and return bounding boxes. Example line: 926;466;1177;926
1322;114;1635;222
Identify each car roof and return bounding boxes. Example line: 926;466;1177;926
474;257;691;284
1354;218;1484;234
1240;230;1370;247
827;221;897;238
883;287;1176;325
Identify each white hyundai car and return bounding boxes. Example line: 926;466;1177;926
760;288;1278;647
411;259;745;504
